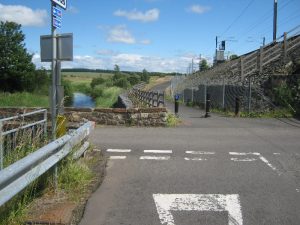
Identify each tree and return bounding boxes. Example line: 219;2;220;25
141;69;150;83
229;54;239;60
112;64;122;81
199;59;210;72
0;21;36;92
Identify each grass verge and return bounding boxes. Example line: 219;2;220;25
95;87;123;108
211;108;293;118
0;92;48;107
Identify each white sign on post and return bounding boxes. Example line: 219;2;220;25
52;0;67;10
153;194;243;225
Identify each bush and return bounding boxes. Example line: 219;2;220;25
90;85;104;98
91;77;105;88
62;79;74;106
114;77;130;89
127;75;140;86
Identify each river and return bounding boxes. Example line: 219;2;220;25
72;92;95;108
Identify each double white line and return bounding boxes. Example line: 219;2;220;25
140;150;172;160
107;149;131;159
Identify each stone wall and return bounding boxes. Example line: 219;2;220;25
0;107;168;127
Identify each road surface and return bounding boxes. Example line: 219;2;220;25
79;83;300;225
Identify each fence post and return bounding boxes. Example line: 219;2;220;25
259;46;263;74
0;121;3;170
248;77;252;113
44;110;48;139
235;97;240;117
240;56;244;79
283;32;287;62
222;77;226;110
204;84;207;110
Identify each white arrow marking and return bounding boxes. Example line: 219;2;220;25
153;194;243;225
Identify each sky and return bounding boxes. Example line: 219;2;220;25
0;0;299;73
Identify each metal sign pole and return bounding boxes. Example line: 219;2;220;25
51;1;57;141
51;1;58;189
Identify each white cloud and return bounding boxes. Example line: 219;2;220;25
114;8;159;22
96;49;119;56
140;39;151;45
187;5;211;14
107;25;136;44
0;4;47;27
33;51;213;73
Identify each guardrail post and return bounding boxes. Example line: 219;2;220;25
0;121;3;170
44;110;48;139
283;32;287;62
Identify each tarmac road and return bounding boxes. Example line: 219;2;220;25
79;82;300;225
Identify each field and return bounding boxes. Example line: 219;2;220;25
63;72;113;86
0;92;49;107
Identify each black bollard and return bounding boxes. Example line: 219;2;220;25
235;97;240;117
174;94;179;115
205;94;211;118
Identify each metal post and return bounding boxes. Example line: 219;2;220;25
205;94;211;118
273;0;278;42
235;97;240;117
51;1;58;189
0;121;3;170
222;77;226;110
44;110;48;139
56;60;64;115
283;32;287;62
248;77;252;113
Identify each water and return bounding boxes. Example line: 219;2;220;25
72;92;95;108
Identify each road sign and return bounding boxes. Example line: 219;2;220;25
52;0;67;10
153;194;243;225
53;17;62;29
40;33;73;62
53;6;62;19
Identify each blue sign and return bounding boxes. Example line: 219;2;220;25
53;18;62;29
175;94;180;101
52;0;67;10
53;6;62;19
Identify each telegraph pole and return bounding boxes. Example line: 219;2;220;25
273;0;278;41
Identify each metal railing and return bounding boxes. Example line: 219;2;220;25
0;109;47;170
131;88;165;107
0;121;94;207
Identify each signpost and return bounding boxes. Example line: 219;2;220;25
47;0;70;188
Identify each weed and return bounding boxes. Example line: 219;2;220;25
166;113;180;127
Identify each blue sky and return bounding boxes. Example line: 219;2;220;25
0;0;299;72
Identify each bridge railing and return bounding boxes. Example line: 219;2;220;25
0;121;94;207
0;109;48;170
131;88;165;108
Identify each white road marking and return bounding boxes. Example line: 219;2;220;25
184;157;207;161
273;153;281;155
296;189;299;193
109;156;127;160
231;158;257;162
186;151;215;155
107;149;131;153
258;155;281;175
140;156;170;160
229;152;281;175
144;150;172;154
153;194;243;225
229;152;260;156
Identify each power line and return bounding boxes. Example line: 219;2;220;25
221;0;256;36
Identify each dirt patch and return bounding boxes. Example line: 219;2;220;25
144;76;172;90
25;150;107;225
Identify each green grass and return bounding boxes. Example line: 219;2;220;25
0;92;48;107
166;113;181;127
95;87;123;108
211;108;293;118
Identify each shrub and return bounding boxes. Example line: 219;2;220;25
91;77;105;88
